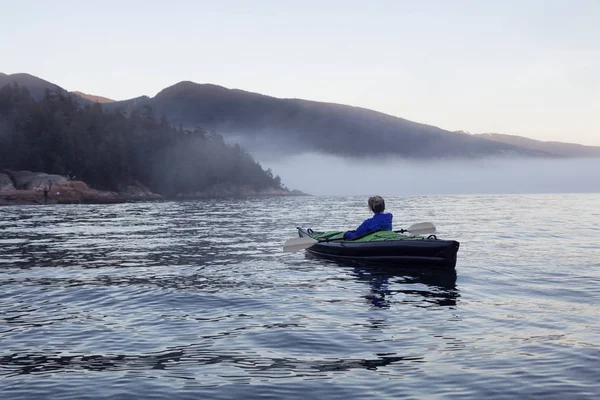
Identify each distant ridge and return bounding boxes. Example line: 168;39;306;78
3;72;599;160
104;81;551;159
475;133;600;157
71;91;115;104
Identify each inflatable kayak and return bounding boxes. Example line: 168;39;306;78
298;227;460;269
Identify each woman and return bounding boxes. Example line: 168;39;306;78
344;196;393;240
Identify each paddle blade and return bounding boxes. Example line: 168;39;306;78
406;222;436;236
283;237;318;253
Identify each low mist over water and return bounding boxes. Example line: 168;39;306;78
264;154;600;196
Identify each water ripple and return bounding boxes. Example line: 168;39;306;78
1;194;599;399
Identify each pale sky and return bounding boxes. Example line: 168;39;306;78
1;0;598;145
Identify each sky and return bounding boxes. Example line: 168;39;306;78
1;0;599;145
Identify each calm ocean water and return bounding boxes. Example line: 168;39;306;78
1;194;599;399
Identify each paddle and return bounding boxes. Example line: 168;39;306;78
282;222;437;253
282;236;319;253
394;222;436;236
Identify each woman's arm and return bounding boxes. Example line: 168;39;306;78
344;218;373;240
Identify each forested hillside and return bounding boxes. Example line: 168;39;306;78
0;84;286;197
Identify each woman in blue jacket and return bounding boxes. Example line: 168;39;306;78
344;196;393;240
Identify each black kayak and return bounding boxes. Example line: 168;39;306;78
298;227;460;269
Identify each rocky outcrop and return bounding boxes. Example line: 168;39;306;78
0;170;306;206
0;170;163;206
5;170;67;190
0;173;15;192
289;189;309;196
118;180;158;198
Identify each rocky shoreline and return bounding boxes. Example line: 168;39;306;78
172;183;307;199
0;170;307;206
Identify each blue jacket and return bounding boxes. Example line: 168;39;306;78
344;213;393;240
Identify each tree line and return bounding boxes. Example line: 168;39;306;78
0;84;285;196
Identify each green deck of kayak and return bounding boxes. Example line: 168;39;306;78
308;230;425;242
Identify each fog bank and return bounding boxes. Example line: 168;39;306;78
264;154;600;196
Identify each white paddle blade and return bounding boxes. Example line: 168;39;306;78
283;237;318;253
406;222;436;236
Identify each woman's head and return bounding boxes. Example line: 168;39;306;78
368;196;385;213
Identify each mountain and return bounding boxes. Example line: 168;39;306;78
4;73;598;160
71;91;115;104
0;73;68;100
475;133;600;157
104;81;550;159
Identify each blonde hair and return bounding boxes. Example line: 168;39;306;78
368;196;385;213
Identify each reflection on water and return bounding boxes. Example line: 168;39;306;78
307;255;459;309
1;195;599;399
357;267;458;309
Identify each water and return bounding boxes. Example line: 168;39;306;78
1;195;599;399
